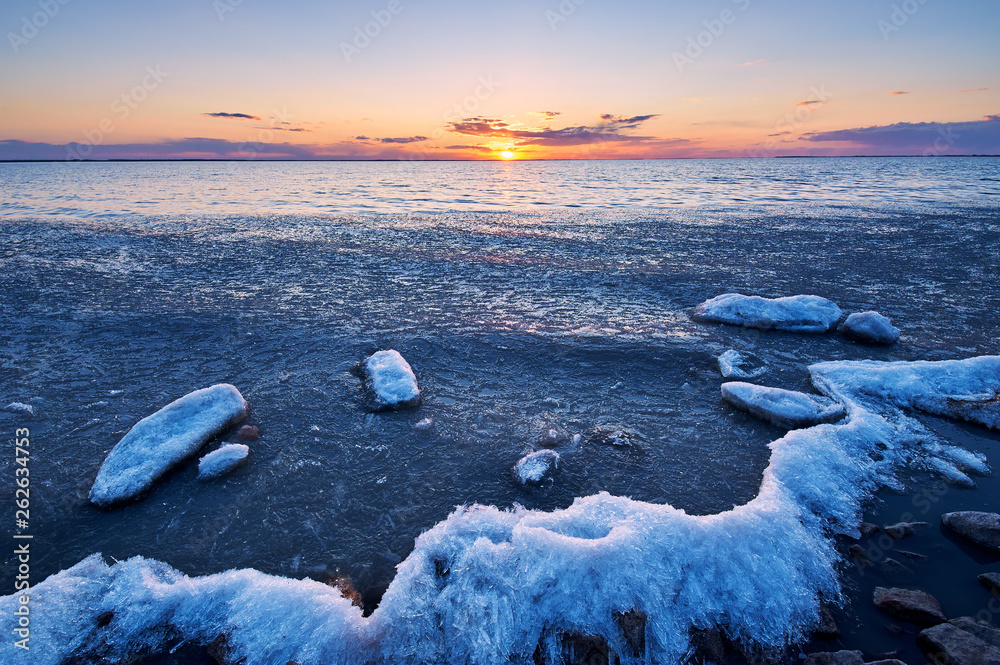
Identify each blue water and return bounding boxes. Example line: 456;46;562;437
1;157;998;661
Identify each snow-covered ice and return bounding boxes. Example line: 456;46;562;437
514;450;560;484
717;349;768;379
721;382;846;429
198;443;250;480
89;384;248;507
693;294;843;333
358;350;421;410
838;311;900;345
3;401;34;414
6;357;998;665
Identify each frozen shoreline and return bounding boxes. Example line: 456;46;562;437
3;356;997;665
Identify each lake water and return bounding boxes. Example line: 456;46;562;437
1;157;998;663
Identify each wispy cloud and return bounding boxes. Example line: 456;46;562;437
355;135;428;144
531;111;562;119
961;87;988;93
741;59;766;67
794;100;827;107
889;91;910;95
447;113;661;147
203;112;262;120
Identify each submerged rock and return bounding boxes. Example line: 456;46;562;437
717;349;768;379
884;521;929;540
513;450;559;485
235;425;259;442
721;382;845;429
692;293;842;333
839;311;900;345
198;444;250;480
919;621;1000;665
942;512;1000;553
537;428;570;448
89;384;249;508
979;572;1000;596
803;650;865;665
355;350;421;411
586;427;636;447
873;586;946;627
950;618;1000;648
813;607;840;640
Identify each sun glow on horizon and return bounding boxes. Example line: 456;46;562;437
498;150;516;160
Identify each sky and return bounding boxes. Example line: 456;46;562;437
0;0;997;160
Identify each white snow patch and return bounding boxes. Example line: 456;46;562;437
5;357;999;665
693;294;843;333
718;350;768;379
514;450;560;484
89;384;248;507
361;350;421;410
198;443;250;480
721;382;845;429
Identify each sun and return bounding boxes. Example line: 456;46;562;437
498;150;516;160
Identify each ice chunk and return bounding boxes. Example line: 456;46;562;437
693;294;843;333
89;384;248;507
3;401;34;414
721;382;845;429
514;450;560;484
357;350;421;410
718;349;768;379
838;311;900;345
7;357;1000;665
198;443;250;480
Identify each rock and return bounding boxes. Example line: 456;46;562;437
538;428;570;448
689;626;724;663
849;544;869;564
813;607;840;640
859;522;882;538
720;382;845;429
873;587;946;627
586;428;635;447
717;349;768;379
866;660;908;665
895;550;928;561
325;573;364;608
949;618;1000;648
414;417;434;431
561;632;611;665
803;650;865;665
884;522;929;539
979;572;1000;596
197;443;250;480
839;311;900;346
235;424;259;441
616;611;646;659
95;611;114;628
919;621;1000;665
692;293;843;333
514;450;560;485
942;512;1000;553
89;384;249;508
355;350;421;411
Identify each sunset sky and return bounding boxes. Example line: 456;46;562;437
1;0;997;160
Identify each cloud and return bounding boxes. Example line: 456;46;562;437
531;111;562;119
794;100;827;107
741;59;766;67
445;144;494;152
355;135;428;144
889;91;910;95
961;87;988;92
447;113;660;147
801;115;1000;153
203;112;262;120
767;131;793;137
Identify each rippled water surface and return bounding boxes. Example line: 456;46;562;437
1;157;998;607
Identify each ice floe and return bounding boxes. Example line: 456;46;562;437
838;311;900;346
89;384;248;508
514;450;560;484
5;357;999;665
721;382;845;429
717;349;768;379
2;401;34;414
693;294;843;333
198;443;250;480
356;350;421;411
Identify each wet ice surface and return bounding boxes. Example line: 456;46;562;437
1;177;999;614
